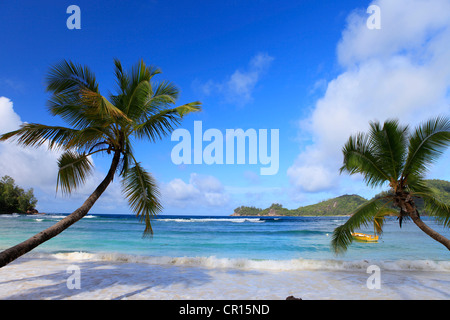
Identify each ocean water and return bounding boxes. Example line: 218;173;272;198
1;213;450;269
1;213;450;299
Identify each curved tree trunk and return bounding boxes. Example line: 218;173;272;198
399;196;450;251
410;210;450;251
0;151;121;268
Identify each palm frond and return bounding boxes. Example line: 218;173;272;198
79;88;131;123
113;58;130;94
130;59;161;86
132;101;201;142
413;191;450;228
174;101;202;117
425;197;450;228
404;174;431;193
130;80;180;122
126;60;161;99
374;206;396;233
403;116;450;178
331;198;386;254
133;110;179;142
65;126;114;153
123;81;152;120
46;60;99;95
331;225;354;256
0;123;115;156
47;95;98;129
340;132;390;188
368;119;408;182
118;137;134;176
0;123;78;150
113;60;164;121
56;151;94;195
46;61;109;129
150;80;180;105
121;162;162;236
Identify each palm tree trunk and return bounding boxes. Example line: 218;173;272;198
410;210;450;251
0;150;121;268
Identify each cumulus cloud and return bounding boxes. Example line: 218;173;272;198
0;97;22;132
0;97;62;191
288;0;450;194
197;52;274;105
337;0;450;67
0;97;126;213
161;173;230;208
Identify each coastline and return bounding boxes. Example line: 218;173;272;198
1;252;449;300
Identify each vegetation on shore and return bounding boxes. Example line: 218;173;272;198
233;195;369;217
232;179;450;217
0;176;37;214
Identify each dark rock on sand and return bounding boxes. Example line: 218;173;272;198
286;295;302;300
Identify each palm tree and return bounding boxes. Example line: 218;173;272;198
332;117;450;254
0;59;201;268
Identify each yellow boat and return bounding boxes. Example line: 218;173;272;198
351;232;379;242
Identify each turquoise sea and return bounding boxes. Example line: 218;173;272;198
1;213;450;299
1;213;450;268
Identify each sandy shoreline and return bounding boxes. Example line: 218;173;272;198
1;255;449;300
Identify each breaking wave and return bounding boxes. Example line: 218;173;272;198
49;251;450;272
156;218;264;223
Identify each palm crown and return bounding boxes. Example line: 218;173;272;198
1;59;201;235
332;117;450;254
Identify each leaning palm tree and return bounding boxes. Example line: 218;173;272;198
332;117;450;254
0;59;201;268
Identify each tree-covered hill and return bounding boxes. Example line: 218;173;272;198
232;179;450;216
292;194;368;216
232;195;367;216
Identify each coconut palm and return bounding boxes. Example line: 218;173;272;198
0;59;201;267
332;117;450;254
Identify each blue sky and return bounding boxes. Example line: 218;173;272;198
1;0;450;215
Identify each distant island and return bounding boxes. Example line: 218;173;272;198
231;179;450;217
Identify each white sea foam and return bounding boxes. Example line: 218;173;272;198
2;252;449;300
50;251;450;273
156;217;264;223
0;213;20;218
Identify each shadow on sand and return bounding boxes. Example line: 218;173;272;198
0;256;220;300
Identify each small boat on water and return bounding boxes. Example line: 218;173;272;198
351;232;379;242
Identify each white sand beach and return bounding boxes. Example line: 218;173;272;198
1;254;449;300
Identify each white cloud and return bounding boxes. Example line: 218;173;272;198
189;173;224;193
197;52;274;105
0;97;22;133
337;0;450;67
288;0;450;194
0;97;127;213
0;97;61;191
161;173;230;208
